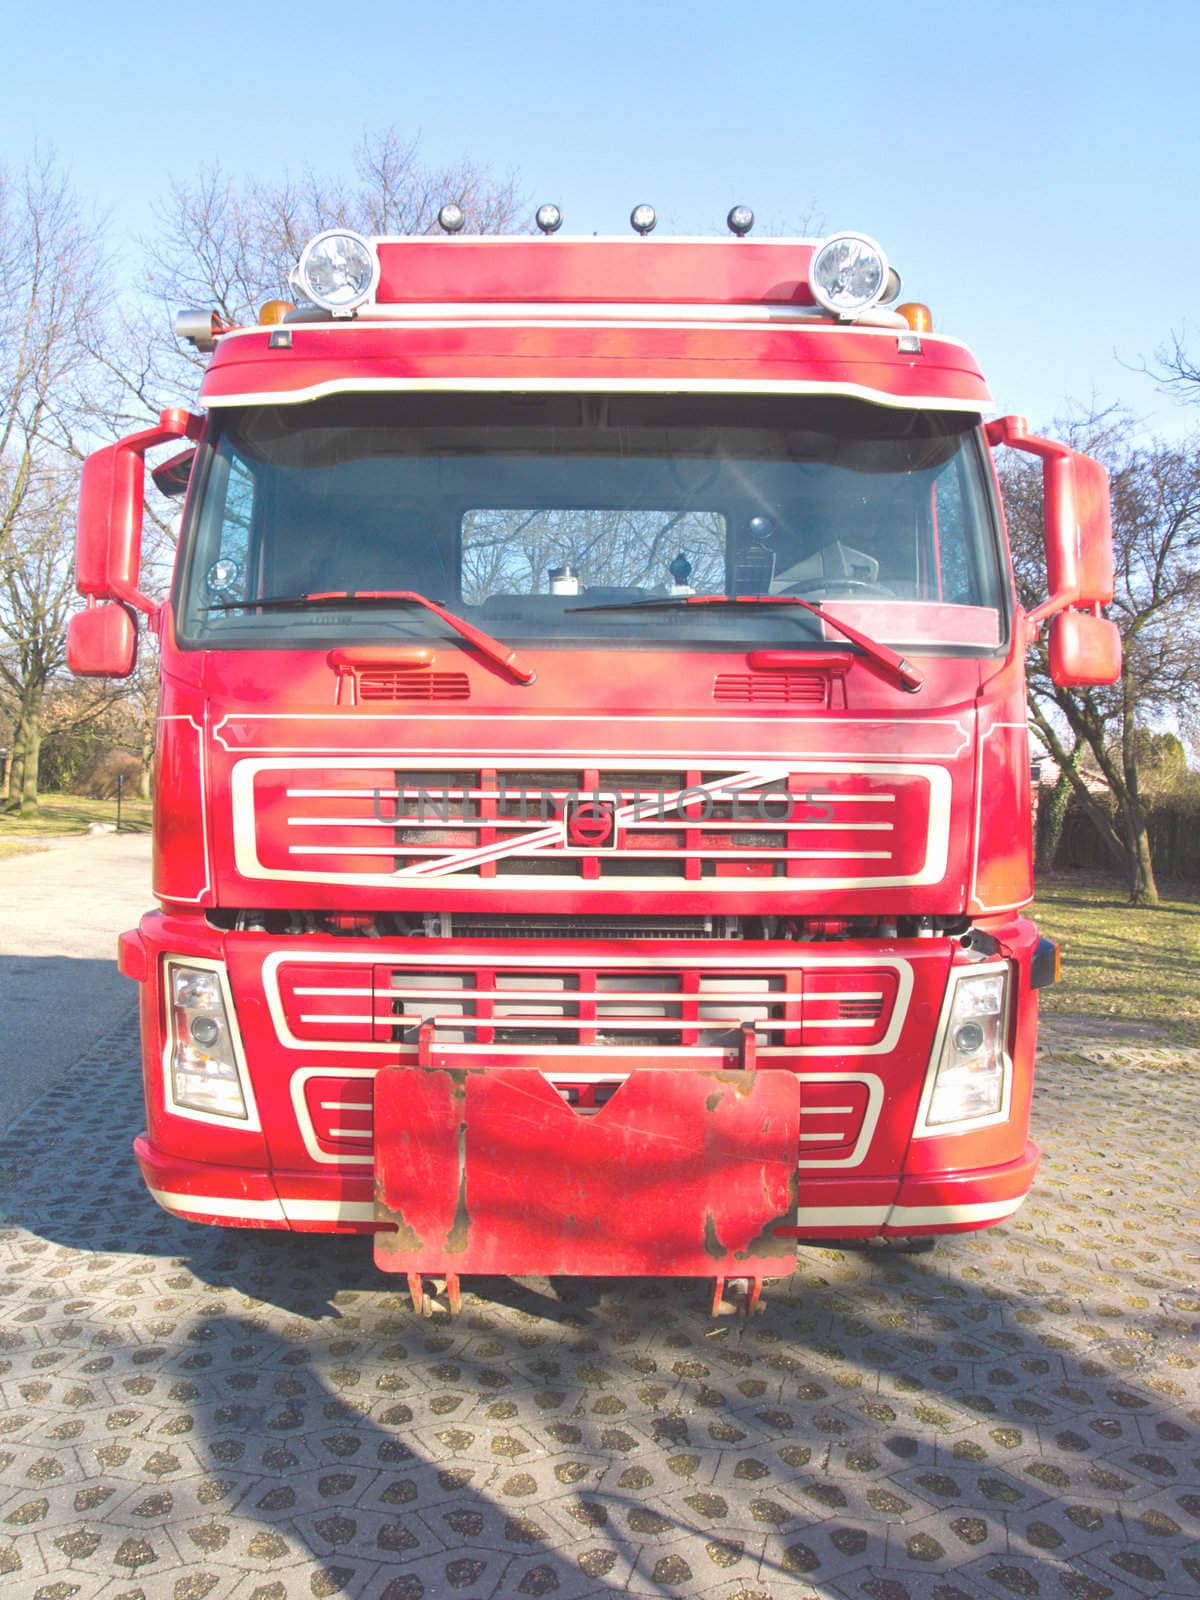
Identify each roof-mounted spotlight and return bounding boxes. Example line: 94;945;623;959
630;204;657;236
437;203;466;234
535;203;563;234
726;205;754;237
293;229;379;316
175;308;221;352
809;231;891;319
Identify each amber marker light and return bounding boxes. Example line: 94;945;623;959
897;302;933;332
259;299;295;325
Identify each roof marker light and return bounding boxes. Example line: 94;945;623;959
630;204;657;235
437;203;466;234
535;204;563;234
294;230;379;316
726;205;754;236
809;231;890;319
897;301;933;332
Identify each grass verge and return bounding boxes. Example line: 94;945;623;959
1032;871;1200;1048
0;792;152;837
0;839;48;861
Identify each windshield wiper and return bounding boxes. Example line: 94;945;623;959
202;589;535;685
569;594;923;692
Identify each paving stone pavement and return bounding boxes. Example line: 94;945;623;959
0;1013;1197;1600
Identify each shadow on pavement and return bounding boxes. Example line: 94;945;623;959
0;1013;1197;1596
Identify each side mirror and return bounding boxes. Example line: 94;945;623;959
1047;610;1122;688
75;406;202;615
67;601;137;678
986;415;1115;619
152;445;197;499
987;415;1123;687
1041;450;1113;611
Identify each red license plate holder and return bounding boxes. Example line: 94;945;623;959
374;1067;800;1279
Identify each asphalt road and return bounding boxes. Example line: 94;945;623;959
0;840;1197;1598
0;831;152;1130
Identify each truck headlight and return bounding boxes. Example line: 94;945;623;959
293;229;379;315
166;960;252;1121
914;965;1011;1135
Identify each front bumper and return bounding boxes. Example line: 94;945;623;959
129;912;1043;1269
134;1131;1039;1249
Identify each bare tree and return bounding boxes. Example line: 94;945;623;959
160;129;523;319
1144;326;1200;404
1002;408;1200;904
38;131;525;810
0;151;108;561
84;126;528;602
0;465;85;814
0;153;127;814
97;129;527;428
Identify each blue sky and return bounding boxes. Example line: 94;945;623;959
4;0;1199;438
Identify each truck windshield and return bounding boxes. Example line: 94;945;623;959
176;393;1006;652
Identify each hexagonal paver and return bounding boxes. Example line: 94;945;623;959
0;1008;1197;1598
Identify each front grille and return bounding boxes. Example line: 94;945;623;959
380;966;793;1050
276;964;374;1042
302;1073;374;1155
278;952;897;1165
295;1068;874;1155
797;1079;873;1152
272;953;902;1061
242;757;940;890
804;970;895;1047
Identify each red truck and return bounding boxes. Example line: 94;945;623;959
69;215;1120;1314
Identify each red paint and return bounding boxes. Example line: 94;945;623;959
71;230;1120;1296
200;321;993;410
373;236;820;306
374;1066;801;1277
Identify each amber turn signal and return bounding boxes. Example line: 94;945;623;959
896;302;933;332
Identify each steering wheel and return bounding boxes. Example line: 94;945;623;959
778;579;897;598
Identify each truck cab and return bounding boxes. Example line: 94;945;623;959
70;222;1119;1312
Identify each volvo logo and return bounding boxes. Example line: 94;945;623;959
565;797;617;848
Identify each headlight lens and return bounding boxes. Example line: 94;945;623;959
171;967;222;1009
810;231;889;317
167;961;248;1120
918;966;1011;1132
294;229;378;314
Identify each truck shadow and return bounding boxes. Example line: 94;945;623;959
1;1047;1196;1594
9;1232;1192;1597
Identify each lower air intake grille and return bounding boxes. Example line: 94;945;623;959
274;956;900;1056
